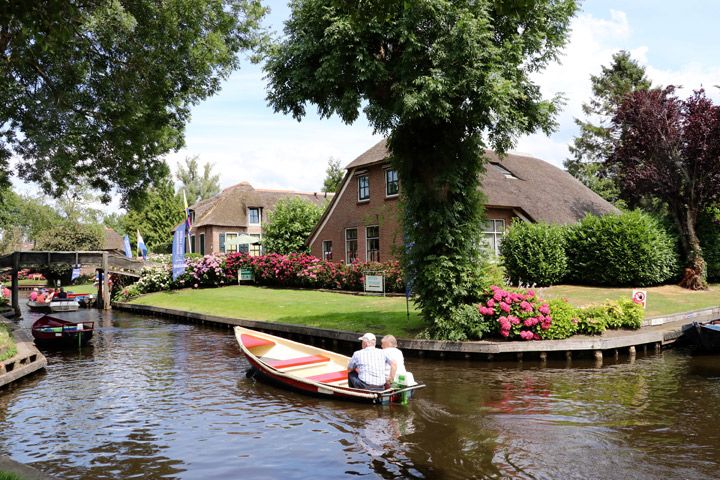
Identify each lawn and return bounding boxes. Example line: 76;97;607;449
0;323;16;362
68;283;96;295
541;284;720;318
130;286;425;338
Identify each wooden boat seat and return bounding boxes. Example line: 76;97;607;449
265;355;329;369
241;334;276;349
306;371;348;384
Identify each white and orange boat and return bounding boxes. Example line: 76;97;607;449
234;326;424;404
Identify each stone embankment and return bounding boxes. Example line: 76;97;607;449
0;324;47;389
115;302;718;363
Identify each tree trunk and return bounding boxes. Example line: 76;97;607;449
675;205;707;290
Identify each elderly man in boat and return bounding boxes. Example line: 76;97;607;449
347;332;397;391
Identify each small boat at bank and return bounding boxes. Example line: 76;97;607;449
27;300;51;312
31;315;94;346
681;320;720;353
234;327;424;404
49;299;80;312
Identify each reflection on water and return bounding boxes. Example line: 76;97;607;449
0;309;719;479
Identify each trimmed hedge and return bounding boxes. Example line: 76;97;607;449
565;211;678;286
500;221;567;286
698;209;720;282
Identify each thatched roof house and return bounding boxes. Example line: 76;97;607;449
309;140;619;263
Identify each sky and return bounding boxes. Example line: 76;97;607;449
12;1;720;209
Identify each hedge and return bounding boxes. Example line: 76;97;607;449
500;221;567;286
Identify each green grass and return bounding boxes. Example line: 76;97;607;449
0;323;17;362
67;283;96;295
542;284;720;318
130;286;424;338
0;471;27;480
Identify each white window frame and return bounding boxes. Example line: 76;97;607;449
357;175;370;202
366;225;380;262
482;220;505;256
248;233;262;256
322;240;333;261
345;228;358;263
385;169;399;197
248;207;261;225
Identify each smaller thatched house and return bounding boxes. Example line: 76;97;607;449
183;182;332;255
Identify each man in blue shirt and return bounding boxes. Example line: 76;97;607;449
347;332;397;390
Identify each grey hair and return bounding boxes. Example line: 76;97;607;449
381;335;397;347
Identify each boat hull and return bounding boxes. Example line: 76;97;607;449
234;327;423;404
31;315;94;347
682;321;720;353
27;301;51;312
49;300;80;312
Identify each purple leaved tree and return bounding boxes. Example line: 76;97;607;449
609;87;720;289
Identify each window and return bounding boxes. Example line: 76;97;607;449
190;234;196;254
249;234;262;256
358;175;369;201
222;232;238;253
322;240;333;261
491;163;518;179
482;220;505;256
345;228;358;263
366;226;380;262
248;207;261;225
199;233;205;255
385;169;399;197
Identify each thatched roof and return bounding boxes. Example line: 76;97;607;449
191;182;332;228
103;227;125;251
343;139;619;224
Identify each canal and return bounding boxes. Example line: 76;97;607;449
1;308;719;479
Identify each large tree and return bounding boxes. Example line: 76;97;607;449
263;197;324;255
609;87;720;289
0;1;266;203
565;51;651;204
176;155;221;205
265;0;577;327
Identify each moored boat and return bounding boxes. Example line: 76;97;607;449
49;299;80;312
31;315;94;346
681;320;720;353
27;300;51;312
234;326;424;404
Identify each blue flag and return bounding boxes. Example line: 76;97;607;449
71;264;81;281
123;234;132;258
137;230;148;260
172;222;186;280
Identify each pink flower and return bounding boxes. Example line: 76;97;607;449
539;304;550;315
527;290;535;297
499;302;511;313
519;330;534;340
520;301;533;312
486;299;496;308
493;291;503;301
508;315;520;325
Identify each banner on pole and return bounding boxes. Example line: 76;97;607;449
172;223;187;280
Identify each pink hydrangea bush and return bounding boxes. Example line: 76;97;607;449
476;285;552;341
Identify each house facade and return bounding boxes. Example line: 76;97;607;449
184;182;331;256
308;140;619;263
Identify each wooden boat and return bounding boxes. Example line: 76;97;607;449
31;315;94;346
234;326;424;404
49;299;80;312
681;320;720;353
27;300;51;312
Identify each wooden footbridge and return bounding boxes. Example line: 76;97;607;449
0;251;144;316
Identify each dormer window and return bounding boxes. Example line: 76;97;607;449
491;162;518;179
248;207;261;225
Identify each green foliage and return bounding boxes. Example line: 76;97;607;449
123;177;183;253
0;323;18;362
263;198;324;255
500;221;568;286
176;155;221;205
617;298;644;329
575;298;645;335
565;211;678;286
541;299;579;340
565;51;651;204
265;0;579;326
0;190;63;252
430;304;492;341
35;221;104;251
575;305;609;335
698;208;720;281
0;1;267;203
322;157;344;193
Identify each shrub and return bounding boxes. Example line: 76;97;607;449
430;303;493;341
698;208;720;281
475;285;552;340
575;305;608;335
565;211;679;286
540;299;579;340
618;298;644;329
135;266;173;293
113;284;142;302
500;221;567;286
183;255;227;288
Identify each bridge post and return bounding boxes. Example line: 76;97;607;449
102;252;110;310
11;252;20;317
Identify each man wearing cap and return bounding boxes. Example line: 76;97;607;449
347;332;397;390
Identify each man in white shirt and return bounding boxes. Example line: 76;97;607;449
347;332;396;390
381;335;406;381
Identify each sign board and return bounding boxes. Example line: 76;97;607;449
238;268;254;282
364;274;384;293
632;289;647;308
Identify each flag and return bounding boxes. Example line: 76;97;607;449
71;264;81;281
122;234;132;258
172;222;187;280
183;190;192;232
137;230;148;260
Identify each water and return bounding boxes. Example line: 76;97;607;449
1;308;719;479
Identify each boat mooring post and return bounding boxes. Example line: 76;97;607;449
11;252;20;317
101;252;110;310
